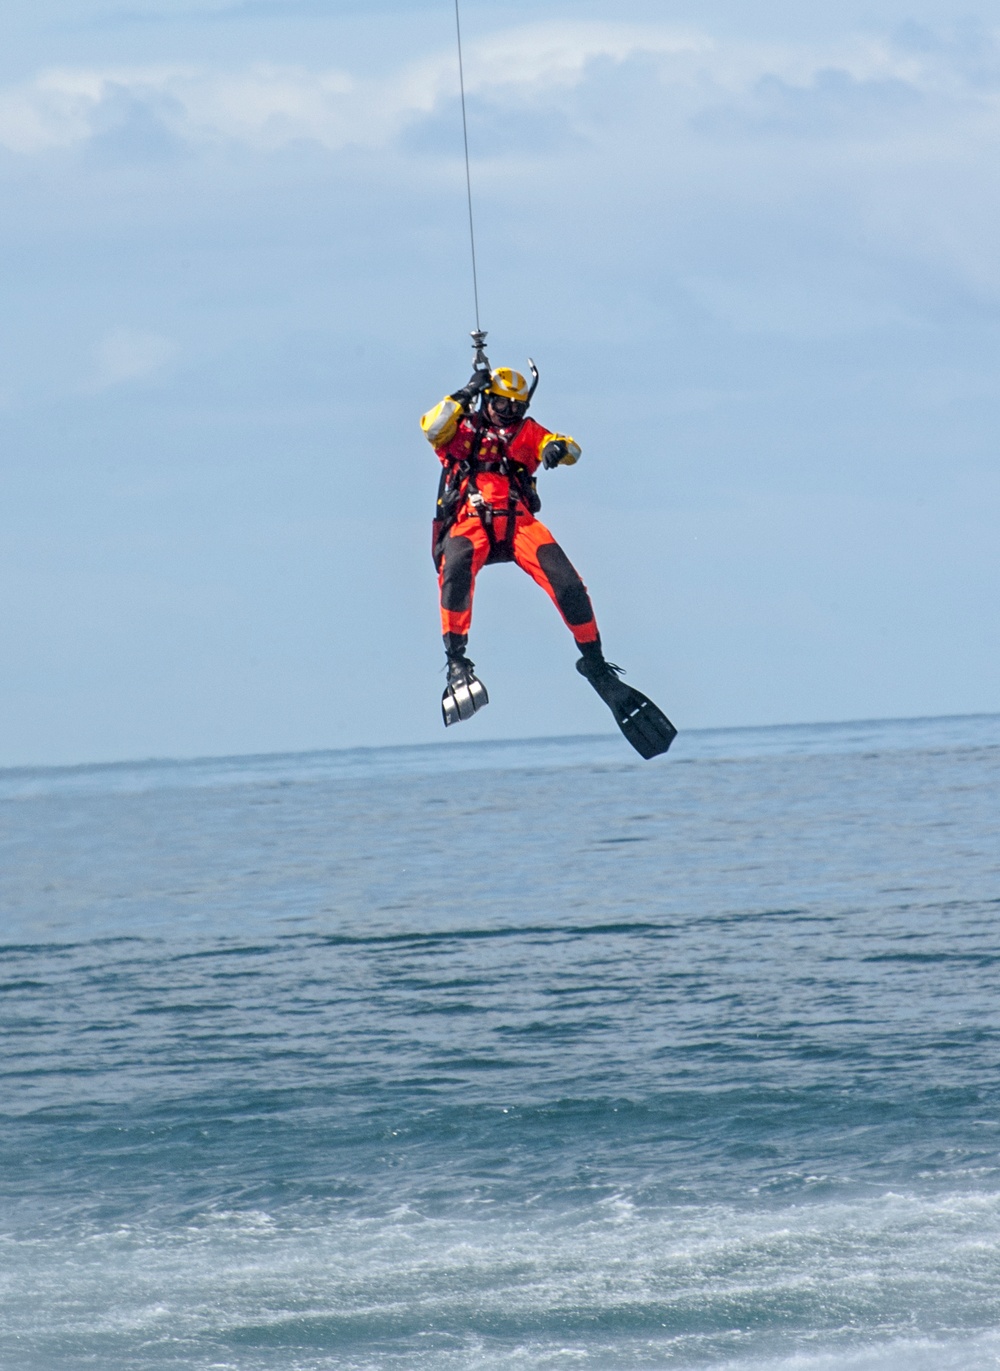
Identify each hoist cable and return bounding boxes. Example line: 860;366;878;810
454;0;481;334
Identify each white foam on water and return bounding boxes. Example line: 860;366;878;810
712;1332;1000;1370
4;1188;1000;1369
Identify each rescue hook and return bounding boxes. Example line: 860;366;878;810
471;329;490;371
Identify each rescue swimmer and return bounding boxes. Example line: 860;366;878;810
421;354;677;759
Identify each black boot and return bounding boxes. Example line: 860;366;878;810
575;638;625;692
447;649;477;686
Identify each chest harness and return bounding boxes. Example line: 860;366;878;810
432;416;539;568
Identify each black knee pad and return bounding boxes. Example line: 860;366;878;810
536;541;594;626
441;535;475;612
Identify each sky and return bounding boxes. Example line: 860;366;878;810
2;0;999;765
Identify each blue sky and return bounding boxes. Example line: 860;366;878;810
2;0;998;764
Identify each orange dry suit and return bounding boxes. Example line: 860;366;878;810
421;396;600;653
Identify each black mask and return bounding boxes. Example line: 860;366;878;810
486;395;527;425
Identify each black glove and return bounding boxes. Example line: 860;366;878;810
452;368;492;409
542;440;568;470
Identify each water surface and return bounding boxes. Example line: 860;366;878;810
2;716;999;1369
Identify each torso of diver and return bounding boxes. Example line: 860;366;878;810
438;413;551;512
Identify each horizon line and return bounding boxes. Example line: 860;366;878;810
3;708;998;779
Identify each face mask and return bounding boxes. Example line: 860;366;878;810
488;397;526;424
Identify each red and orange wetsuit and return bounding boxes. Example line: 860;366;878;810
421;399;600;654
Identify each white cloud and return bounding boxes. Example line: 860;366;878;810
0;69;101;154
1;21;997;157
87;328;175;391
456;20;712;91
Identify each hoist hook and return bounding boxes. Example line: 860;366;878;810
471;329;490;372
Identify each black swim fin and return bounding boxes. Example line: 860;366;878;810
442;655;489;727
577;656;676;759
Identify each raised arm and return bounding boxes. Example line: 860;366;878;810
419;369;491;448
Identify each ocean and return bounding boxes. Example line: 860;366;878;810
2;714;999;1370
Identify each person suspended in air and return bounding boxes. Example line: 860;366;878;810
420;339;676;759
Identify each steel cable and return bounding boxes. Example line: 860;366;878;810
454;0;481;332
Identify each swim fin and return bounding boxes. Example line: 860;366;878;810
442;655;489;727
576;656;676;759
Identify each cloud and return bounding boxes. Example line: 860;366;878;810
4;20;996;158
86;328;175;391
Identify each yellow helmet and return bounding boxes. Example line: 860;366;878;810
487;367;530;404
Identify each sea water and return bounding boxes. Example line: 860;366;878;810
2;716;999;1370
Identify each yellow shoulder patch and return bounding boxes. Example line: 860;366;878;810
420;397;463;447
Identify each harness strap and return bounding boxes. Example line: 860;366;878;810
437;419;485;528
470;464;521;560
461;425;500;557
502;486;518;558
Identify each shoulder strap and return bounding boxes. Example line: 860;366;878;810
459;412;487;484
